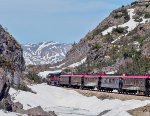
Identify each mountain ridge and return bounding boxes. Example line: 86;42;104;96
22;41;72;65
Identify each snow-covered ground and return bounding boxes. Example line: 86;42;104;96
8;83;150;116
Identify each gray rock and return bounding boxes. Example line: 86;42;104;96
0;25;25;110
16;106;57;116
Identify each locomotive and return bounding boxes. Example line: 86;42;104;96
46;72;150;96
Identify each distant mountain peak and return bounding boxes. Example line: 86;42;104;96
22;41;72;65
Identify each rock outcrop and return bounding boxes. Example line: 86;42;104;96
12;103;57;116
0;25;25;102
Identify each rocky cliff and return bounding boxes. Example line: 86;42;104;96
60;0;150;74
0;25;25;102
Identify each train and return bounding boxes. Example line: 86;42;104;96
46;72;150;96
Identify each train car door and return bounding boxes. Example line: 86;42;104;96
145;78;150;96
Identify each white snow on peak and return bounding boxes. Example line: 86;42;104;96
9;84;150;116
23;42;72;65
36;42;57;53
102;8;150;36
38;70;62;78
68;57;87;68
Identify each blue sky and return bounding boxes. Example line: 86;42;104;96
0;0;135;44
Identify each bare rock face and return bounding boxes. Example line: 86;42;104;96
0;25;25;101
13;105;57;116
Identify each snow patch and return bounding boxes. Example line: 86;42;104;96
68;58;87;68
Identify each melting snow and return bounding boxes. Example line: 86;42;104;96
8;84;150;116
102;9;150;36
68;58;87;68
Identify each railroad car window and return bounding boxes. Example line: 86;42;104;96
102;79;104;83
103;79;106;83
112;79;115;83
107;78;109;83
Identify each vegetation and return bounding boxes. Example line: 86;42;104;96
93;29;102;36
104;33;113;43
92;43;101;50
118;56;150;75
132;35;145;46
131;1;138;6
113;9;130;22
144;13;150;18
18;83;33;92
134;17;143;22
93;24;108;36
26;72;43;84
118;47;150;75
112;27;125;34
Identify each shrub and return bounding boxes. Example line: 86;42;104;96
26;72;43;84
93;24;109;36
112;27;125;34
118;56;150;75
131;1;138;6
134;17;143;22
132;35;145;44
144;13;150;18
93;29;101;36
113;9;130;22
18;84;32;92
104;33;113;43
92;43;101;50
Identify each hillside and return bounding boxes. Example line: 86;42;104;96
57;0;150;74
22;42;72;65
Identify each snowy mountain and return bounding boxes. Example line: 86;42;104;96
22;42;72;65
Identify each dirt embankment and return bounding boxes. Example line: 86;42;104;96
128;105;150;116
68;88;150;101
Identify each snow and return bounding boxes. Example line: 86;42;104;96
56;63;66;68
68;58;87;68
102;9;150;36
0;111;20;116
106;70;117;74
111;36;121;44
9;83;150;116
38;70;62;78
23;42;71;65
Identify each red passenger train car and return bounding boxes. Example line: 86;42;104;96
46;72;150;96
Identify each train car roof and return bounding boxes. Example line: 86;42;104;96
60;74;150;78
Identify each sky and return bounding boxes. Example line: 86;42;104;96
0;0;135;44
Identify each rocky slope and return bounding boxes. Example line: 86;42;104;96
58;0;150;74
0;25;25;110
22;42;72;65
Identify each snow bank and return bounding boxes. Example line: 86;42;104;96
68;58;87;68
38;70;62;78
9;84;150;116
